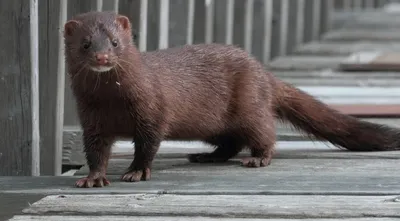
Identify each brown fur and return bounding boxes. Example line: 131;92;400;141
63;11;400;188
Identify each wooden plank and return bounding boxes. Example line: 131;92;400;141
9;216;400;221
0;0;34;175
0;193;46;221
268;55;346;71
3;152;400;195
295;41;400;56
38;0;64;176
20;194;400;218
340;51;400;71
62;114;400;165
323;29;400;42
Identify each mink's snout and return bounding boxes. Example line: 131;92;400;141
95;53;109;65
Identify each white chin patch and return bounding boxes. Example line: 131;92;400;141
90;66;113;72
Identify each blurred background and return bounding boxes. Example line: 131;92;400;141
2;0;400;177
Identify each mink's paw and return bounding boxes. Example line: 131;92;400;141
75;175;110;188
241;157;272;168
188;153;229;163
121;167;151;182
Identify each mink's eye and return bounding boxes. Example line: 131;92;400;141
111;39;118;47
82;40;91;50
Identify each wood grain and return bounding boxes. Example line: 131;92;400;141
38;0;63;176
9;216;400;221
21;194;400;218
0;0;33;176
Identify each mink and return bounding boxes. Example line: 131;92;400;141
63;11;400;188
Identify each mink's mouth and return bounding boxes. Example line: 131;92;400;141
89;65;114;73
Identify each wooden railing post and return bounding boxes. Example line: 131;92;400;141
0;0;39;176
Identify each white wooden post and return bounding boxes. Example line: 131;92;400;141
279;0;289;56
244;0;254;53
186;0;195;45
139;0;148;51
96;0;103;11
158;0;169;49
225;0;234;45
30;0;40;176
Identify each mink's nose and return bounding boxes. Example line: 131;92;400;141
95;53;109;65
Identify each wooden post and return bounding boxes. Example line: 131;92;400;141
296;0;305;46
0;0;36;175
139;0;148;51
55;0;67;176
102;0;119;11
279;0;289;56
205;0;215;44
186;0;195;45
311;0;321;40
158;0;169;49
30;0;40;176
243;0;254;53
320;0;334;35
263;0;273;63
225;0;234;45
36;0;65;176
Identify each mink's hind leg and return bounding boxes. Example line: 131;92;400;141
121;138;161;182
188;135;245;163
241;121;276;168
75;134;115;188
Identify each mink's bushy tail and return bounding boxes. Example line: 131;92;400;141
272;78;400;151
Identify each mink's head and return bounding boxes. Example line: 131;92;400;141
63;11;135;74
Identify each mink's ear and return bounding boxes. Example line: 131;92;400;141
64;20;81;37
116;15;131;31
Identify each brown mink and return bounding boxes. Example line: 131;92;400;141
63;11;400;188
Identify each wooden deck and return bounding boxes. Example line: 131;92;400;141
3;5;400;221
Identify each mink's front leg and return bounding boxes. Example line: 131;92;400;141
75;133;114;188
121;138;160;182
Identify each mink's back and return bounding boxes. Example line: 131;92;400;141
139;44;274;139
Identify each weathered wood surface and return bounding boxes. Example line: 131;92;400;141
38;0;63;176
2;152;400;195
340;51;400;71
294;41;400;56
0;0;33;176
267;55;346;71
62;115;400;166
17;194;400;218
323;29;400;42
9;217;400;221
